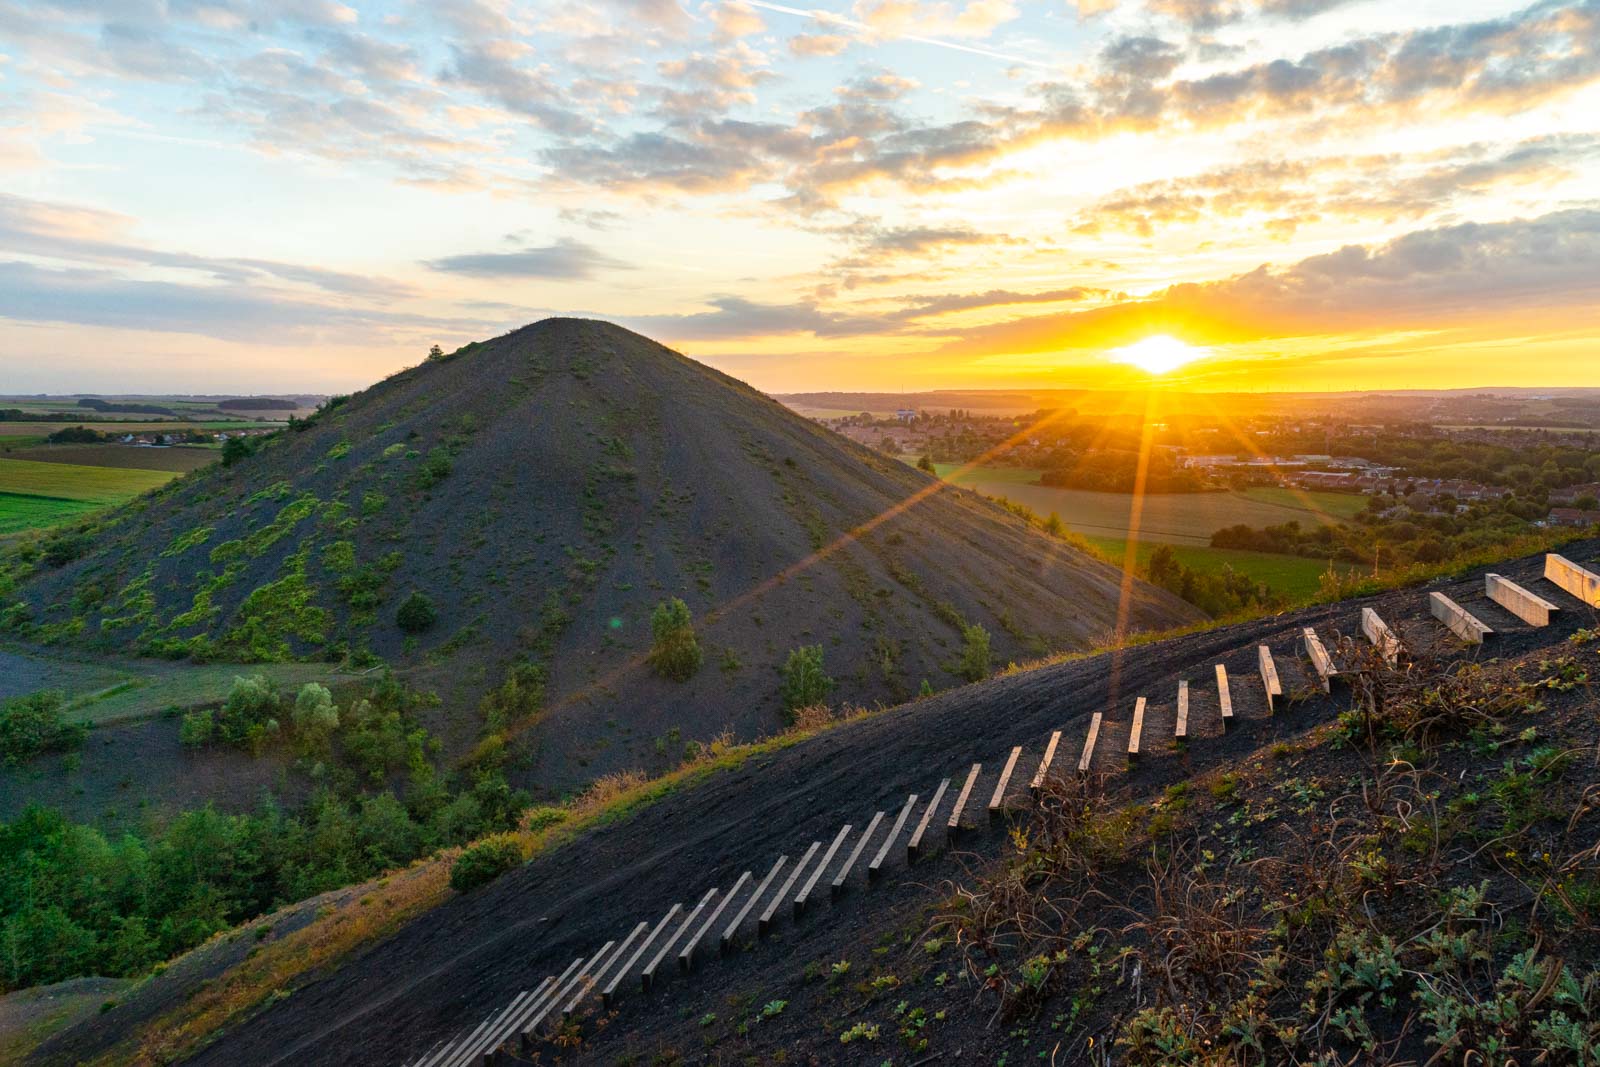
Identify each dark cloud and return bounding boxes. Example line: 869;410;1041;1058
424;238;630;280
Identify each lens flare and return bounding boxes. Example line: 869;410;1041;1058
1109;335;1208;375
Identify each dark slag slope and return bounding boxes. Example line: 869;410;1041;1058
12;319;1198;786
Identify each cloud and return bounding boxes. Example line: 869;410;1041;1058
850;0;1022;39
937;209;1600;355
613;295;891;339
789;32;851;56
0;193;416;300
0;260;476;344
424;238;630;279
708;0;766;39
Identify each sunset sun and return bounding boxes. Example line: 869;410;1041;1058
1109;335;1209;376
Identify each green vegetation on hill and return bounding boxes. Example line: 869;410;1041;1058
0;673;529;993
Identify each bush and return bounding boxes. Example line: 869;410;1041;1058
178;709;215;748
216;674;280;753
956;623;991;682
780;645;833;715
220;436;257;467
0;692;87;766
395;591;437;633
449;834;524;893
647;598;702;682
46;426;102;443
42;533;92;568
291;683;339;746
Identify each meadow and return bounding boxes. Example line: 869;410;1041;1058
0;494;105;536
0;457;176;503
10;443;218;472
0;419;281;436
1078;535;1355;600
933;463;1364;544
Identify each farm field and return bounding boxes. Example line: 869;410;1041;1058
0;457;176;503
7;444;218;472
0;419;282;436
932;462;1354;544
0;494;105;535
1078;535;1354;600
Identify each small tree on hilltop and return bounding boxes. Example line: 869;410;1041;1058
649;598;702;681
917;454;935;473
396;591;437;633
956;623;991;683
428;344;445;361
780;644;833;717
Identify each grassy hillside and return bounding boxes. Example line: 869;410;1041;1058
0;319;1197;795
31;539;1595;1067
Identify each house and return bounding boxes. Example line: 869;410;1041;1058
1551;482;1600;506
1547;508;1600;528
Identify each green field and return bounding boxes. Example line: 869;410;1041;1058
931;463;1357;545
0;646;346;725
0;457;176;503
0;493;106;535
0;419;282;436
1080;536;1355;600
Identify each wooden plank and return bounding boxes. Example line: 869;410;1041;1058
1077;714;1102;772
602;907;675;1007
1546;553;1600;606
1430;591;1492;645
832;811;884;899
1487;573;1559;626
448;1004;521;1067
1302;628;1338;692
907;778;950;862
760;842;818;936
591;923;647;1004
683;875;746;971
518;957;585;1051
948;763;982;831
1258;645;1282;713
644;889;715;991
1175;682;1189;739
987;747;1022;820
721;857;785;953
1361;607;1401;665
668;889;726;972
795;825;851;918
560;939;620;1022
1127;697;1146;760
417;1035;462;1067
1030;731;1061;791
1214;665;1233;730
477;976;556;1064
869;794;917;880
532;942;612;1036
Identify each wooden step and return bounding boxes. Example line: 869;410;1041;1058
907;778;950;862
1486;573;1559;626
681;881;741;972
1361;607;1401;665
644;890;714;990
1302;628;1338;691
948;763;982;833
760;844;818;936
519;956;585;1050
1174;682;1189;740
1430;591;1492;644
1078;713;1102;772
604;909;673;1006
721;857;785;953
868;794;917;881
1545;553;1600;606
1030;731;1061;791
1214;665;1233;730
795;825;851;918
1127;697;1146;760
987;747;1021;821
561;938;622;1021
1258;645;1282;713
831;811;884;899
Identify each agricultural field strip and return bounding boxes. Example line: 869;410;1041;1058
0;457;175;503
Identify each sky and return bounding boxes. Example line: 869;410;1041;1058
0;0;1597;394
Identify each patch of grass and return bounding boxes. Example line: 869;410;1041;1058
0;457;175;504
0;492;103;535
